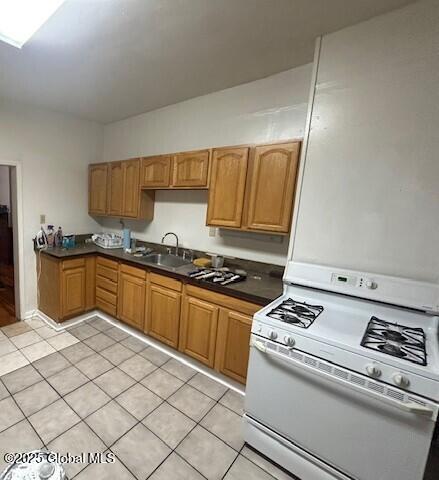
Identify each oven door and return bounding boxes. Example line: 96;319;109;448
245;336;438;480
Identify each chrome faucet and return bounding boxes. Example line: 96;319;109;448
161;232;179;256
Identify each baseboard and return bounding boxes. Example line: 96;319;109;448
28;308;245;395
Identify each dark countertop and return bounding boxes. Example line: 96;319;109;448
41;244;284;306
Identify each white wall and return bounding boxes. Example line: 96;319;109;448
0;99;103;315
101;65;312;265
0;166;10;208
292;0;439;283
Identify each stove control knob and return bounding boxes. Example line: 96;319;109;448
268;330;278;340
366;364;381;377
365;279;377;290
392;373;410;388
284;336;295;347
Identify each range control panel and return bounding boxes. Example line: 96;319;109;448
330;272;377;290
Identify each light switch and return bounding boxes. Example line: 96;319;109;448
209;227;217;237
40;214;46;224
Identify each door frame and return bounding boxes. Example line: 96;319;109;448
1;160;25;320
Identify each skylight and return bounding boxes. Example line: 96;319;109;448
0;0;66;48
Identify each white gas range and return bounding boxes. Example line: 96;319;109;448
244;262;439;480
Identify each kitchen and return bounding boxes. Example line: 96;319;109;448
0;0;438;479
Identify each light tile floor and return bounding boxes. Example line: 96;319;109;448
0;317;294;479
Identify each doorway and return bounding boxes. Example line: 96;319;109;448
0;166;16;326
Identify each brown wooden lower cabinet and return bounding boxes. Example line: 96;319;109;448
38;255;95;322
96;256;118;317
215;308;253;384
181;285;259;382
179;296;219;367
146;283;181;348
117;265;146;330
61;266;86;318
38;254;260;383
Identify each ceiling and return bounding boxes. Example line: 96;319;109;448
0;0;415;124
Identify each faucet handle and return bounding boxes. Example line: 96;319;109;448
183;249;194;261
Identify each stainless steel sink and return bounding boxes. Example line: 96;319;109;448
142;253;191;269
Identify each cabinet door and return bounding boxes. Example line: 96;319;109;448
245;142;300;233
107;162;123;216
172;150;210;188
89;164;108;215
206;147;249;227
180;296;219;367
215;309;252;384
141;156;171;188
146;284;181;348
122;159;141;217
61;267;86;319
118;272;145;330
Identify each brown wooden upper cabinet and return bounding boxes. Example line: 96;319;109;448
206;147;249;228
89;163;108;215
141;155;172;188
141;149;210;189
107;162;123;216
206;141;300;234
122;158;142;217
89;159;154;220
244;142;300;233
172;150;210;188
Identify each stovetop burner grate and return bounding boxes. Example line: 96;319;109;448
361;316;427;366
267;298;324;328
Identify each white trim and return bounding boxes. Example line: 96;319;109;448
1;160;25;320
29;309;245;395
286;37;322;265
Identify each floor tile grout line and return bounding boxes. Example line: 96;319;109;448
172;451;210;480
4;345;243;453
84;316;244;394
0;376;48;450
220;450;241;480
75;317;241;400
30;396;83;447
2;317;249;477
39;373;144;452
1;364;44;395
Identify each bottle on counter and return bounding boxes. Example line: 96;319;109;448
55;226;63;247
47;225;55;248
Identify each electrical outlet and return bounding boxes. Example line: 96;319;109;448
40;214;46;224
209;227;217;237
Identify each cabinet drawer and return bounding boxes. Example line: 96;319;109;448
96;265;119;283
96;275;118;294
185;285;260;316
149;272;182;292
96;297;117;317
120;263;146;279
97;256;118;270
62;258;86;270
96;286;117;306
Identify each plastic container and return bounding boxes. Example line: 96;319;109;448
62;234;75;249
123;228;131;251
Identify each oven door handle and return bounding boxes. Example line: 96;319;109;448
251;339;437;418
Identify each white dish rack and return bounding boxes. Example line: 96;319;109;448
92;233;123;249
